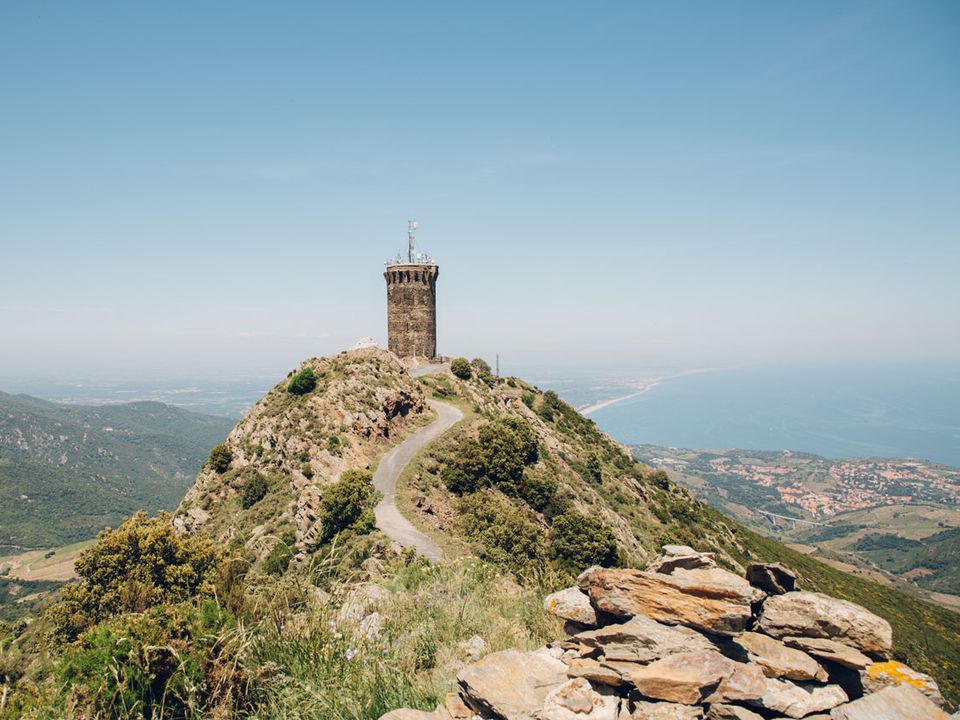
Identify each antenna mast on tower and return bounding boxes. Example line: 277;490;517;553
407;220;418;262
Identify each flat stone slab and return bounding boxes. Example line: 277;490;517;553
457;648;567;720
831;684;949;720
757;591;892;655
578;567;758;635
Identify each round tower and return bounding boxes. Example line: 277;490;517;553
384;222;439;359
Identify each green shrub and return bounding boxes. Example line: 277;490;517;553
47;512;221;640
241;472;268;509
319;470;381;544
327;434;343;457
288;367;318;396
550;510;619;572
521;391;535;409
208;443;233;473
470;358;492;375
263;530;296;576
516;472;562;516
51;599;245;720
457;491;548;574
583;452;602;486
441;437;487;494
450;357;472;380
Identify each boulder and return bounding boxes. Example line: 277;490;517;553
757;592;892;655
734;631;829;682
572;614;715;663
577;567;757;636
782;637;873;670
705;705;766;720
565;658;625;686
648;546;718;574
442;692;473;719
746;563;796;594
627;650;731;705
706;661;768;703
545;586;599;626
541;678;619;720
460;634;488;661
626;701;705;719
457;648;567;719
831;684;949;720
378;711;437;720
859;661;943;707
746;678;848;718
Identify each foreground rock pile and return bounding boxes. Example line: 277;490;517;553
381;546;951;720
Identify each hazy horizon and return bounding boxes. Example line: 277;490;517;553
2;2;959;378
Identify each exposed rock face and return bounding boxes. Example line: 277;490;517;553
457;649;567;719
733;631;828;682
578;567;759;636
541;678;619;720
831;684;950;720
782;636;873;669
572;615;715;663
746;563;796;595
860;661;944;706
746;678;848;718
381;550;940;720
757;591;893;655
545;586;598;626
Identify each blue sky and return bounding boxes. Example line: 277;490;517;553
1;1;958;380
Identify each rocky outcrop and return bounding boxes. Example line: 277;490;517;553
745;563;796;595
577;566;760;636
757;592;893;656
381;548;943;720
544;586;598;626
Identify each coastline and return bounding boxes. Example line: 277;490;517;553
579;367;723;417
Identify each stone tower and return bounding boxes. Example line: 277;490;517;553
384;222;439;359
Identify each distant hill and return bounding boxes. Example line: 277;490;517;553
0;391;234;549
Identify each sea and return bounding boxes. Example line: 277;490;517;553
563;362;960;467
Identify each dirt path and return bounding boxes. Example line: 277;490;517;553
373;398;462;561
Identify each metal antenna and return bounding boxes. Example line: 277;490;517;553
407;220;418;262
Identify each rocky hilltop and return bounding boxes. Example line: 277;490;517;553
382;546;949;720
170;349;960;709
175;348;430;558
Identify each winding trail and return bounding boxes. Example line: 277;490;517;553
373;398;462;560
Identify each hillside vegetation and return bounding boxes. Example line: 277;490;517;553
1;349;958;718
0;392;234;550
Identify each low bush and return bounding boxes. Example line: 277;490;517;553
241;472;268;509
288;367;318;396
550;509;619;572
208;444;233;473
318;470;381;544
47;512;221;641
457;491;548;574
450;358;471;380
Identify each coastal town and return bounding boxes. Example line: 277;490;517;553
632;445;960;519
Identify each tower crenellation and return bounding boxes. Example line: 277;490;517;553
384;221;439;359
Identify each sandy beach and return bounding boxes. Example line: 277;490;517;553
579;368;722;417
